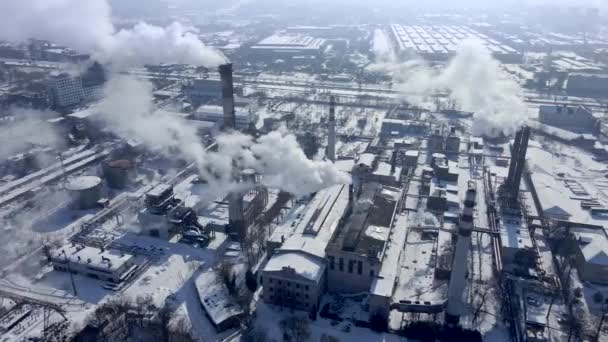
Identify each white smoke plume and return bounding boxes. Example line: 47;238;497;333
0;0;226;67
373;39;528;137
98;76;350;199
0;108;62;159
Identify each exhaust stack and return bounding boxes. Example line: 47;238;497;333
219;63;236;131
327;96;336;162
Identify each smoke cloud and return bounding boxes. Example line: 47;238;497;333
373;39;528;137
0;0;226;67
97;76;350;199
0;108;62;159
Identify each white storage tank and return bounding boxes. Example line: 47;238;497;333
66;175;102;209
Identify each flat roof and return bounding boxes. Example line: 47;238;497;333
65;175;101;191
51;244;133;273
499;214;534;250
264;252;325;282
572;227;608;266
328;182;400;257
277;184;350;259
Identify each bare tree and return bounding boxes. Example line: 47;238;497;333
280;316;311;342
243;326;269;342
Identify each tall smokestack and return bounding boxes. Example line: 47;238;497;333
327;95;336;162
505;126;530;204
219;63;236;131
445;182;477;326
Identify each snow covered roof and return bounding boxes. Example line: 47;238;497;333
499;214;534;250
272;185;349;257
531;173;608;227
263;251;325;282
194;270;244;327
357;153;376;168
51;244;134;273
572;228;608;266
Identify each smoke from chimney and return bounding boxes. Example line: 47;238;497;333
0;0;226;68
371;39;527;137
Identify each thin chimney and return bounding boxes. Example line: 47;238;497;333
327;95;336;162
219;63;236;131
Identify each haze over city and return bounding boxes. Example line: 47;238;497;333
0;1;607;341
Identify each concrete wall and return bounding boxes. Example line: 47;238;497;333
261;270;323;312
368;293;391;320
326;250;379;293
576;250;608;284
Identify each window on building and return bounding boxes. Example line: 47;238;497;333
328;255;335;270
305;285;309;290
339;257;344;271
357;261;363;275
269;287;273;292
269;278;273;283
287;282;291;287
348;260;354;273
305;294;309;299
296;293;300;297
278;280;282;285
296;283;300;289
370;269;375;277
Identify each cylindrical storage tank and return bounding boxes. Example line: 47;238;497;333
66;176;102;209
102;159;134;189
241;168;257;184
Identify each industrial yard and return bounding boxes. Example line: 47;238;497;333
1;1;608;342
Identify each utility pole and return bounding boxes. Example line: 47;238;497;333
596;307;607;341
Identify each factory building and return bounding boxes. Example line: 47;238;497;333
50;244;137;283
567;73;608;96
389;25;521;63
325;182;401;294
262;185;350;311
193;105;254;131
138;183;210;243
182;78;222;103
538;105;598;134
380;118;427;137
570;227;608;284
249;34;325;65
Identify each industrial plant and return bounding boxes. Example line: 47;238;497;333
0;1;608;341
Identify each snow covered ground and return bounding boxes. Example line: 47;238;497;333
253;300;409;342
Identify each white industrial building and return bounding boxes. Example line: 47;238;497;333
389;25;521;63
193;105;254;130
50;244;138;283
325;183;401;294
262;184;350;311
250;34;325;61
